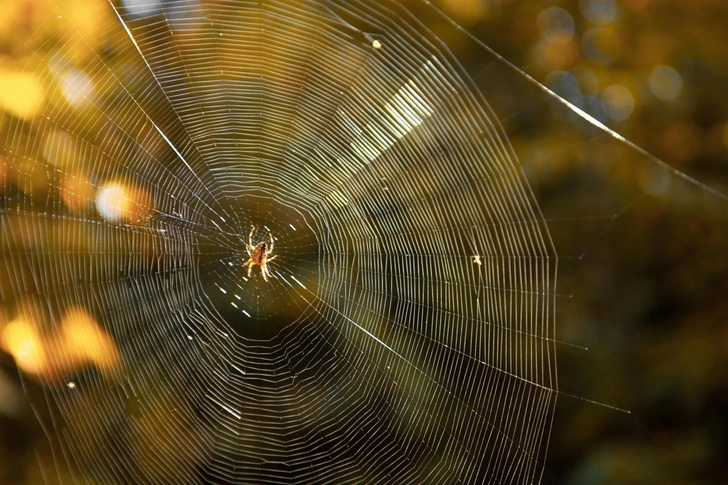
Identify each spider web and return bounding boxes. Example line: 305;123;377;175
1;0;724;484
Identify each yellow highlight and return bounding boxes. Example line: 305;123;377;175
96;181;130;222
0;68;45;120
60;172;95;212
96;181;154;224
0;307;120;380
63;0;110;52
61;308;120;372
0;0;28;38
126;186;154;224
0;318;47;375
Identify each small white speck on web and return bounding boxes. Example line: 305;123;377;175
289;224;296;230
67;382;76;389
231;302;238;308
242;310;251;317
372;40;382;49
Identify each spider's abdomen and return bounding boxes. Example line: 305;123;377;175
253;242;267;263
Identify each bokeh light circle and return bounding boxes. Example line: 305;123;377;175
649;65;683;101
538;7;576;45
602;84;635;121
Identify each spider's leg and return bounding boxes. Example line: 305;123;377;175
246;245;252;256
267;255;277;262
261;264;269;282
268;233;274;254
249;226;256;250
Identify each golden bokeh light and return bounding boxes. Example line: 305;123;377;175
0;308;120;380
0;68;45;120
96;181;131;222
60;172;95;212
0;0;54;42
60;308;120;373
0;0;23;36
126;186;154;225
61;0;111;59
59;69;94;107
14;159;51;201
43;129;76;168
96;181;154;224
0;317;47;376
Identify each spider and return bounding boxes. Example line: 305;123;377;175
243;227;277;282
